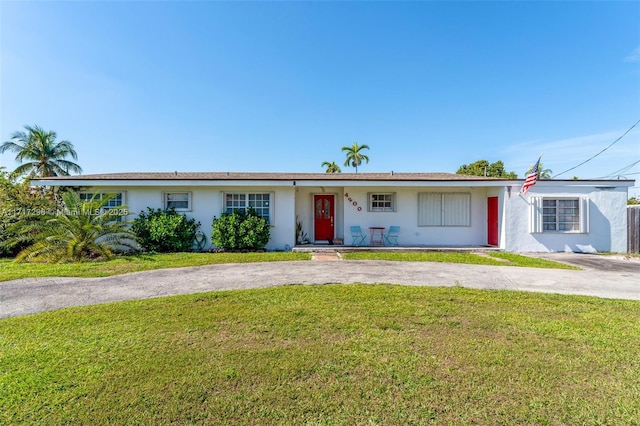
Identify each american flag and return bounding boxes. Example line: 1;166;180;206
520;156;541;195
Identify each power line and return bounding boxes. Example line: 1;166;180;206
597;159;640;179
552;118;640;178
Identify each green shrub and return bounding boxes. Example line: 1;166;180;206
131;208;200;253
212;208;270;251
0;172;63;257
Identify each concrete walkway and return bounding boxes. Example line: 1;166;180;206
2;254;639;319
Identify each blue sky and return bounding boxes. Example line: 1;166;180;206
1;1;639;194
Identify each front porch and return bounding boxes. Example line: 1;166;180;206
294;186;503;252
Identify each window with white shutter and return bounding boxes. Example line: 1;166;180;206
529;197;589;233
418;193;471;227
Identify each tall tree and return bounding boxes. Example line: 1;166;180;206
0;125;82;178
456;159;518;179
321;161;342;173
341;142;370;173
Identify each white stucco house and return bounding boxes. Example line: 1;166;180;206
32;172;634;253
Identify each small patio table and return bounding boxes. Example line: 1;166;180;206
369;227;385;246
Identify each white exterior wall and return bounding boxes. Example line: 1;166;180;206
93;186;296;251
339;186;490;246
503;183;629;253
71;179;631;253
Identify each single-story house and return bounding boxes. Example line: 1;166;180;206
32;172;634;253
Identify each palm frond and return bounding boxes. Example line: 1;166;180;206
341;142;370;173
3;125;82;177
12;191;137;262
51;140;79;159
12;162;39;177
0;140;27;155
52;159;83;174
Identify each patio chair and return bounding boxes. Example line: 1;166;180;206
350;225;367;247
384;225;400;246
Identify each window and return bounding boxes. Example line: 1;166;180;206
79;192;123;208
368;193;396;212
225;193;246;212
418;192;470;227
164;192;191;211
248;193;270;220
224;192;272;223
78;192;125;221
543;199;579;231
530;197;588;233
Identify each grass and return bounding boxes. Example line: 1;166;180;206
0;251;577;283
342;251;580;269
0;252;310;282
1;284;638;424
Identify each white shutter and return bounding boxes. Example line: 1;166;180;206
221;192;227;215
529;196;543;233
443;193;470;226
418;193;442;226
579;197;589;233
269;191;275;225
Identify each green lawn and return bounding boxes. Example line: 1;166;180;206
0;252;310;282
0;251;577;282
1;285;638;424
342;251;580;269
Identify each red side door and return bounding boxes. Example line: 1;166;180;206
314;194;334;241
487;196;499;246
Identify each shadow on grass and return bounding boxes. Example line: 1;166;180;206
116;253;158;262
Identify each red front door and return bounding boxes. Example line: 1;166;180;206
487;196;499;246
314;194;334;241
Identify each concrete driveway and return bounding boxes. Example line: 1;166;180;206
1;255;639;319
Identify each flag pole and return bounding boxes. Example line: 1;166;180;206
520;154;544;196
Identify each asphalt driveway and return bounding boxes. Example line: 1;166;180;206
530;252;640;272
2;253;639;319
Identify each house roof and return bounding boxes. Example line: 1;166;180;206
30;172;634;190
33;171;502;182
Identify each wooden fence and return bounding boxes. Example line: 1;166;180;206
629;206;640;254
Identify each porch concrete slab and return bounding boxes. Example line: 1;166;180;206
293;245;502;253
1;259;639;319
311;252;342;261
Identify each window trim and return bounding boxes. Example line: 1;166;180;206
367;192;396;212
222;191;274;225
530;196;589;234
78;191;126;221
78;191;126;207
163;191;192;212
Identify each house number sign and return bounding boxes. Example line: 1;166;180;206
344;193;362;211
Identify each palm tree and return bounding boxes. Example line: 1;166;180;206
539;167;552;180
321;161;342;173
6;191;136;262
341;142;370;173
526;162;552;180
0;125;82;178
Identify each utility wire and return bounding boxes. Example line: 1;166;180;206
552;118;640;178
597;158;640;179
